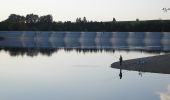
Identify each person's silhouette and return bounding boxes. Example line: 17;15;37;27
119;55;123;65
119;69;122;79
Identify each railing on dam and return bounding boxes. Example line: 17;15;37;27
0;32;170;51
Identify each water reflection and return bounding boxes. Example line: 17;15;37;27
0;48;117;57
159;85;170;100
0;47;169;57
0;41;169;100
119;69;122;79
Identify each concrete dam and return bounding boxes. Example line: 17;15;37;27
0;32;170;51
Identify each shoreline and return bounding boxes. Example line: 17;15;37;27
111;54;170;74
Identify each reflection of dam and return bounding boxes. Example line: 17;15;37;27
0;32;170;51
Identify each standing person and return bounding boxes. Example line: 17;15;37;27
119;55;123;65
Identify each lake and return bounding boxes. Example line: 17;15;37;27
0;32;170;100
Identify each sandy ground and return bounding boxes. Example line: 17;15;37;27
111;54;170;74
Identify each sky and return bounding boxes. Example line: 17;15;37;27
0;0;170;22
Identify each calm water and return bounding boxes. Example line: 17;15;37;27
0;32;170;100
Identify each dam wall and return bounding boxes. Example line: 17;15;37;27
0;32;170;51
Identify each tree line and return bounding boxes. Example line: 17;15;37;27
0;14;170;32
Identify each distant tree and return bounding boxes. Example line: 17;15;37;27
3;14;26;30
26;14;39;24
83;17;87;23
136;18;139;22
76;17;82;23
5;14;25;23
112;18;116;22
39;15;53;23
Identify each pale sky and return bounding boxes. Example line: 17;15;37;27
0;0;170;22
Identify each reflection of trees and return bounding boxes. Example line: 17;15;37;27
0;47;169;57
0;47;116;57
0;48;56;57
